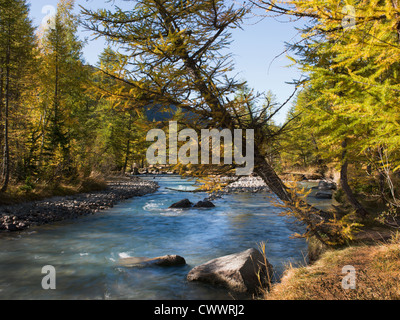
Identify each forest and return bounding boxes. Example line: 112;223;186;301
0;0;399;246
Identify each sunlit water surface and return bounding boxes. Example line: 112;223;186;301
0;176;330;300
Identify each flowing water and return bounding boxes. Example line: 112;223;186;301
0;176;329;300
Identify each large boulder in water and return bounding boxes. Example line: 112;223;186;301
169;199;193;209
187;248;273;294
120;255;186;268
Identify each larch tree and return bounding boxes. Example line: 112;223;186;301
81;0;341;244
90;47;153;174
38;0;89;179
253;0;400;216
0;0;37;192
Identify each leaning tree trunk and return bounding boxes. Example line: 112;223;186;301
253;146;333;234
340;139;369;218
254;147;292;202
391;0;400;43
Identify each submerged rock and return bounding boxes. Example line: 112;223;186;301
169;199;193;209
187;248;273;294
120;255;186;268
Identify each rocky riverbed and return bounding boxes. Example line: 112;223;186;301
223;176;270;193
0;178;159;232
206;175;337;202
204;176;270;201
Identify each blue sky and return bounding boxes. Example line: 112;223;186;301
28;0;304;124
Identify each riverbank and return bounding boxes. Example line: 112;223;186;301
264;232;400;300
0;177;159;232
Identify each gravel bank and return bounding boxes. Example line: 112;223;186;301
206;176;270;201
223;176;269;193
0;178;159;233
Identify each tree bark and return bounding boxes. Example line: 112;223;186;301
0;67;3;149
1;27;11;193
254;147;292;202
340;139;369;217
391;0;400;43
123;113;133;174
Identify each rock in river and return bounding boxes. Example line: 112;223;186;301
193;200;215;208
120;255;186;268
169;199;193;209
187;248;273;294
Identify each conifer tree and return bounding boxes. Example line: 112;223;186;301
39;0;88;179
81;0;338;244
254;0;400;216
0;0;36;192
92;47;152;173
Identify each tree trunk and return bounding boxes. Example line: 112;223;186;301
379;170;386;202
254;147;292;202
54;50;59;143
0;67;3;149
123;112;133;174
340;139;369;217
38;111;46;170
123;139;131;174
1;37;10;192
376;146;387;203
391;0;400;43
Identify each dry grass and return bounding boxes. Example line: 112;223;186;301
0;175;108;205
265;233;400;300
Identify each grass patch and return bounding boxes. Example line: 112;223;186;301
0;176;108;205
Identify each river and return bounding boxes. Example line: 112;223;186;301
0;176;329;300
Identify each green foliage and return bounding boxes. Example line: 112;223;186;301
271;0;400;215
0;0;162;190
0;0;38;191
37;0;89;179
0;0;398;246
19;177;36;193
